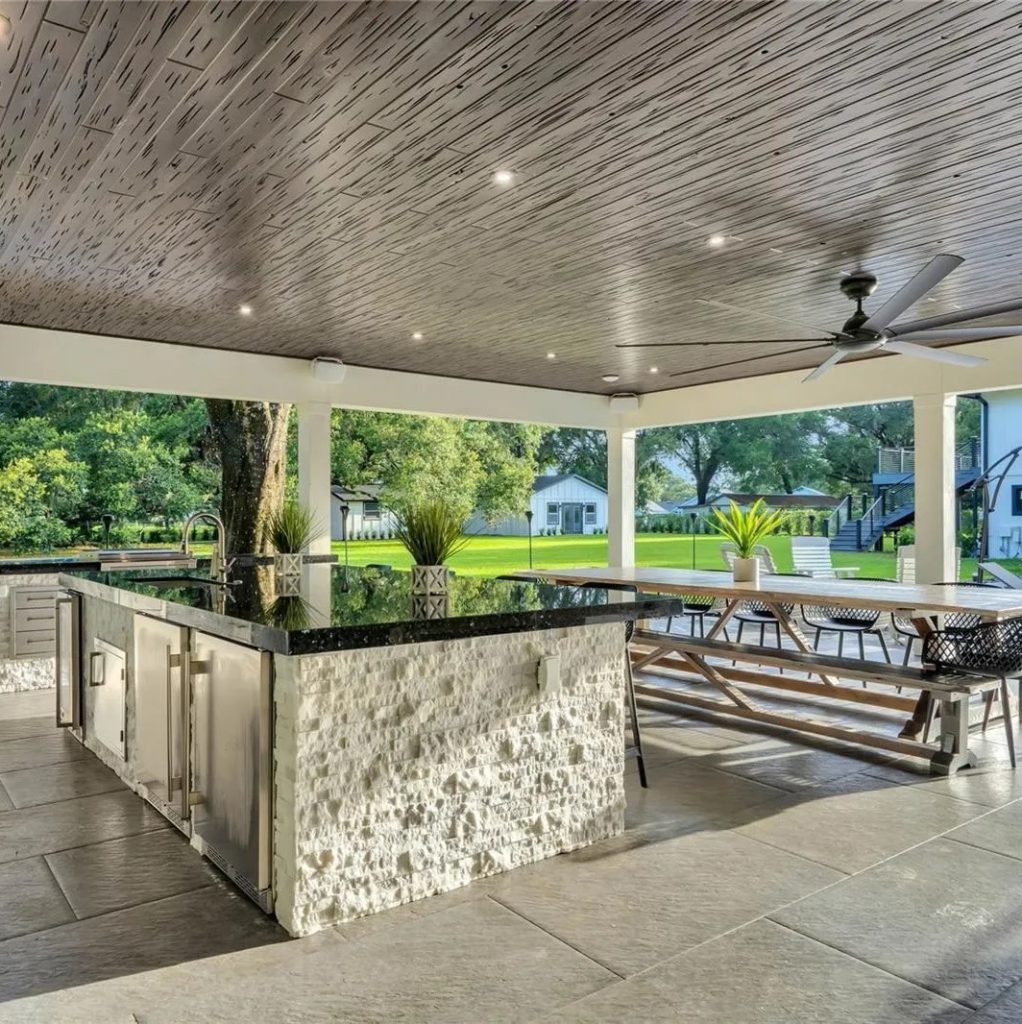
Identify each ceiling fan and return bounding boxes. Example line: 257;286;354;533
617;254;1022;382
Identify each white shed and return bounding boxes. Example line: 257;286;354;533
330;484;399;540
467;474;607;536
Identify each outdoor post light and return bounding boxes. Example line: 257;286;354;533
339;504;350;572
689;512;697;569
525;509;534;568
808;514;816;537
101;512;114;548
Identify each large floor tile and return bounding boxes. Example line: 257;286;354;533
1;757;124;809
0;858;74;941
0;690;55;720
0;897;615;1024
0;883;285;1004
46;829;219;918
0;716;57;742
0;779;11;812
0;789;166;864
967;975;1022;1022
492;826;841;976
773;838;1022;1009
731;771;984;873
702;735;877;791
544;919;969;1023
946;802;1022;862
0;732;88;773
625;755;787;831
866;761;1022;810
636;710;759;763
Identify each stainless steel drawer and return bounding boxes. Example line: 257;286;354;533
13;632;56;656
13;588;61;611
14;607;56;631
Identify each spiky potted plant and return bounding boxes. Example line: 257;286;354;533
711;499;786;584
268;500;322;591
395;500;469;615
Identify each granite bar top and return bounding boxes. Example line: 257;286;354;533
59;564;683;655
0;552;337;575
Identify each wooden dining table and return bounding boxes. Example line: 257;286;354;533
524;567;1022;774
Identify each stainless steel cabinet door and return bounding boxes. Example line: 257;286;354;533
55;595;80;729
190;631;272;895
133;614;189;824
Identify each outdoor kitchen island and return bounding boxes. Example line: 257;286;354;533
57;564;681;937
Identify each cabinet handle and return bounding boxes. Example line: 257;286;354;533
54;598;71;728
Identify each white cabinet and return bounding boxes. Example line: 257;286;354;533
90;639;126;759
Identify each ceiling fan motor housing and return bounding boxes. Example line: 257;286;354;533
839;271;879;301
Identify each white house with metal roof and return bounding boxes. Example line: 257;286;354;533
329;484;398;540
467;474;608;536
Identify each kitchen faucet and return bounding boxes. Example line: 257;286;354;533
181;510;232;581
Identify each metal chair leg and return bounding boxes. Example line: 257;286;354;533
624;649;648;788
876;630;892;664
1001;677;1016;769
813;628;821;651
901;635;913;668
857;632;865;660
838;631;844;658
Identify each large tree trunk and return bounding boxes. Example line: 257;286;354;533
206;400;292;554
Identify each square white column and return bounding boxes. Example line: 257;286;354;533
913;392;956;583
297;401;333;556
607;427;636;567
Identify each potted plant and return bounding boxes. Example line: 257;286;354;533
395;500;469;607
268;500;322;584
711;499;785;584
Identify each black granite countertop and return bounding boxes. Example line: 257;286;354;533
59;564;683;655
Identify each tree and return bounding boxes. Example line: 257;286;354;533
206;400;292;554
733;412;828;493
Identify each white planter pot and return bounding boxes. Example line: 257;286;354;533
412;593;450;619
732;557;760;584
274;552;303;576
411;564;449;595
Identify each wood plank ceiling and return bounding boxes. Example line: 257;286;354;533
0;1;1021;395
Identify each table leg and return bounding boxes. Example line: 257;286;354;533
929;694;979;776
899;615;936;739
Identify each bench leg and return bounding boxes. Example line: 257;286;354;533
929;695;979;776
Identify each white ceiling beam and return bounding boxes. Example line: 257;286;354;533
0;324;612;429
620;340;1022;429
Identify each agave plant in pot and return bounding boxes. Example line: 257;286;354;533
711;499;786;585
268;501;322;592
395;500;469;613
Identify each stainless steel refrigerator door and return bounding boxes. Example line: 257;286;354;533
189;631;272;899
55;595;80;730
133;614;189;828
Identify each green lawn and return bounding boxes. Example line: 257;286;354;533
332;534;915;579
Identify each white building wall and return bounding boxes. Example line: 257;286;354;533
982;390;1022;557
468;478;608;536
329;496;399;540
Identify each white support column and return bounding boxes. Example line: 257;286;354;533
607;427;636;567
913;392;957;583
297;401;333;556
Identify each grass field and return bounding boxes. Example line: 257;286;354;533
331;533;919;578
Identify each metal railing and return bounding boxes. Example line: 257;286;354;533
876;438;980;475
825;493;854;539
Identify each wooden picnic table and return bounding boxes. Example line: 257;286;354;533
524;567;1022;774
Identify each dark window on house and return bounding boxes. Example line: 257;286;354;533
584;503;597;524
1012;486;1022;517
546;502;560;527
363;500;381;520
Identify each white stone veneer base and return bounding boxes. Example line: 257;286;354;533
273;622;626;937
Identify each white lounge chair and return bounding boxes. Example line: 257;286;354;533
790;536;858;579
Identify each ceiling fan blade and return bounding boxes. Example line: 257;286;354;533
668;344;833;378
884;340;986;368
615;339;832;348
695;298;835;337
802;349;845;382
862;253;963;331
892;327;1022;343
890;299;1022;334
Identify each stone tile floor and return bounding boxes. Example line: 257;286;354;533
2;634;1022;1022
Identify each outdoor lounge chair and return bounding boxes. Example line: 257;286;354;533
790;536;858;579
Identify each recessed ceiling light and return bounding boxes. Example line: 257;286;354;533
649;366;659;374
493;169;515;186
707;234;726;248
546;352;556;360
238;304;253;316
411;331;424;341
601;374;620;383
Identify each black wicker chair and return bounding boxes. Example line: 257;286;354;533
892;581;1003;666
922;616;1022;767
801;578;892;665
577;581;649;788
665;595;730;640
